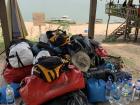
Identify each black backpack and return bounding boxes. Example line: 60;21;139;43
69;35;95;55
46;29;68;47
37;56;63;69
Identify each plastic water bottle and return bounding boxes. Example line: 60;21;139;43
127;78;133;102
105;77;116;105
116;79;123;90
132;79;140;101
6;84;15;105
120;79;130;105
105;77;113;100
109;82;122;105
109;85;116;104
114;80;123;105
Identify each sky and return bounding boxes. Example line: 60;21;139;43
17;0;139;23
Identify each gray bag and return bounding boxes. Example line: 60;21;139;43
8;42;33;68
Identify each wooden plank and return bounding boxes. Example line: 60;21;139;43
88;0;97;39
0;0;11;51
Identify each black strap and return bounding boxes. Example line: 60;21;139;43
9;55;16;58
16;52;24;67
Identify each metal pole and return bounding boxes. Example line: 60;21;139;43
88;0;97;39
0;0;11;50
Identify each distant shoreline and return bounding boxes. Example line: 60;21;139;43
24;21;123;25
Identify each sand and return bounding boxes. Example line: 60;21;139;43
25;22;121;41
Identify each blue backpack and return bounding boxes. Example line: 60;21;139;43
0;83;20;104
87;78;106;103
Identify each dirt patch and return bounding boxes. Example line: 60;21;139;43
102;43;140;79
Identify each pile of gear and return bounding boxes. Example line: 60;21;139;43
0;29;132;105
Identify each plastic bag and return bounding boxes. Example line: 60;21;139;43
67;90;89;105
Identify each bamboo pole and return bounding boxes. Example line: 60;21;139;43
88;0;97;39
0;0;11;50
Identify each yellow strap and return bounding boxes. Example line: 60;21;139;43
37;64;63;82
55;64;63;77
49;34;57;42
37;65;53;82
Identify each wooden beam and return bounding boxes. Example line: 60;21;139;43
88;0;97;39
0;0;11;50
106;15;110;38
105;0;112;38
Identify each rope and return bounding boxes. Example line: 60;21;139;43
0;49;5;56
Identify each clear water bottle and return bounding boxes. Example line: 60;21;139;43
105;77;113;101
120;79;130;105
113;82;123;105
132;79;140;101
108;83;121;105
116;79;123;90
6;84;15;105
127;78;133;102
109;84;116;104
105;77;118;105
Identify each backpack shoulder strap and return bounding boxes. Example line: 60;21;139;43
16;52;24;67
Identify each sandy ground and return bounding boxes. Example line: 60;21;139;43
25;22;120;41
1;22;140;104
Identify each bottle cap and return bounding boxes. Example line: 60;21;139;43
7;84;10;87
118;78;122;82
128;77;132;80
124;78;128;81
108;76;112;81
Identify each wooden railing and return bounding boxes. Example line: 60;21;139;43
105;4;139;21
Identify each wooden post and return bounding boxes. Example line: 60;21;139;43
106;15;111;38
39;25;42;35
105;0;112;38
0;0;11;50
88;0;97;39
134;26;139;41
124;7;131;40
134;1;140;42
